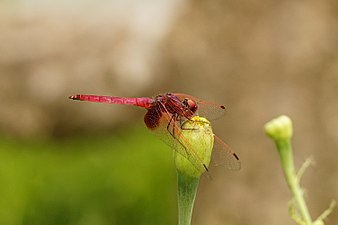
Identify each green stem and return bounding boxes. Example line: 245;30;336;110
276;140;312;225
177;171;200;225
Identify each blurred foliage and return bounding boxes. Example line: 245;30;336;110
0;126;176;225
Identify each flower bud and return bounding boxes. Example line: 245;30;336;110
265;115;293;141
174;116;214;177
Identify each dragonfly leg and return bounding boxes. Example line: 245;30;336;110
167;113;184;139
180;121;199;131
166;113;176;138
180;126;198;131
180;117;210;131
166;114;194;158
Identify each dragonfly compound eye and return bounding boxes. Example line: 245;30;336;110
185;99;198;113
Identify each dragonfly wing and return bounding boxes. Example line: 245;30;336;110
145;110;208;174
174;93;226;120
212;135;241;170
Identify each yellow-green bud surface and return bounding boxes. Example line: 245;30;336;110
174;116;214;178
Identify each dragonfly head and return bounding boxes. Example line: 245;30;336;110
183;98;198;114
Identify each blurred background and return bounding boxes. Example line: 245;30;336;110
0;0;337;224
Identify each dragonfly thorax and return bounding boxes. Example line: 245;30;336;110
153;93;196;119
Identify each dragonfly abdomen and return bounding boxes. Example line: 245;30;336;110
69;95;153;108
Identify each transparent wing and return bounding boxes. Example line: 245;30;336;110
145;109;208;174
211;135;241;170
174;93;226;120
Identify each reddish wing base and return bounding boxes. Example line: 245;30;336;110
174;93;226;120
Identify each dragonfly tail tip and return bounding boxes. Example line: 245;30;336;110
69;95;80;100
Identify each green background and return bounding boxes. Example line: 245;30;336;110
0;126;176;225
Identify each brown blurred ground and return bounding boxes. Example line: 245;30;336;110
0;0;337;224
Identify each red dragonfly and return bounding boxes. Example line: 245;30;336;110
69;92;240;173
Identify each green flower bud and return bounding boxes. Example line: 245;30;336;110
174;116;214;178
264;115;293;141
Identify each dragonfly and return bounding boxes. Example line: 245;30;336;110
69;92;241;174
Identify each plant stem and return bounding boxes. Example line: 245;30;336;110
177;171;200;225
276;140;312;225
